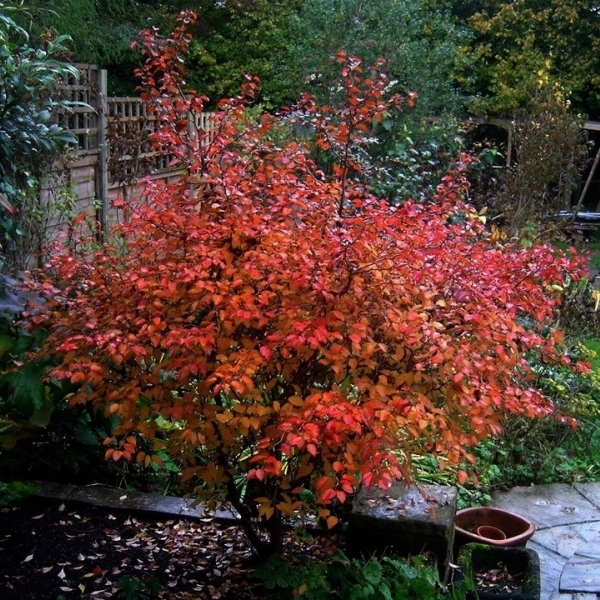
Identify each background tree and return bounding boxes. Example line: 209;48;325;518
283;0;475;203
452;0;600;117
11;0;600;120
10;0;150;94
10;0;299;101
289;0;471;119
183;0;300;109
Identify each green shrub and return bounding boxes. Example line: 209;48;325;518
252;551;464;599
0;479;34;506
0;275;115;484
116;575;161;600
0;5;78;272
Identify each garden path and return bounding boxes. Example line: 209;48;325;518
492;483;600;599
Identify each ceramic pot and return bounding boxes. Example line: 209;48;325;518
455;507;535;548
476;525;506;541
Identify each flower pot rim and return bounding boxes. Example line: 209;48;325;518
476;524;507;540
455;506;535;547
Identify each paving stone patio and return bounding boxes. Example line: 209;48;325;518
492;483;600;599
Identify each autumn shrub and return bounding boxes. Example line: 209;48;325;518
24;12;587;555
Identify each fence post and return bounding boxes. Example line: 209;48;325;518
95;68;109;239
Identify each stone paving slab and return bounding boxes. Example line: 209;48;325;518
560;541;600;593
560;558;600;593
574;483;600;510
569;540;600;561
527;539;569;598
492;484;600;599
492;484;600;529
29;480;240;523
531;522;600;558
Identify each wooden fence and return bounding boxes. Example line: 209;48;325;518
51;64;600;237
52;64;215;235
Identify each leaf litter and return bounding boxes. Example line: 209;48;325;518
0;496;342;599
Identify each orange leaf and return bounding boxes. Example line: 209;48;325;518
326;515;339;529
288;396;304;407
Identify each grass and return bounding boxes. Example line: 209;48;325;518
582;337;600;370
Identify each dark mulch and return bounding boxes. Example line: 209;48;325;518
0;496;342;599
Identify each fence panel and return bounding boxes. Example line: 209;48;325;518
49;65;216;237
57;64;103;154
106;96;216;182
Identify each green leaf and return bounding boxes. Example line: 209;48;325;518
28;391;53;427
350;582;373;600
4;359;49;417
378;581;392;600
361;560;382;586
0;332;15;355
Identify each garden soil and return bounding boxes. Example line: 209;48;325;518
0;496;341;599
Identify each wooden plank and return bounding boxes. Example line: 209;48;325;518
97;68;109;238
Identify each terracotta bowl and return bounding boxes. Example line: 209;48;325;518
455;507;535;548
476;525;507;541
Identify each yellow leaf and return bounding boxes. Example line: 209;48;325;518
257;503;273;518
182;466;199;483
298;583;308;595
295;464;314;479
254;497;271;504
326;515;339;529
276;501;295;515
